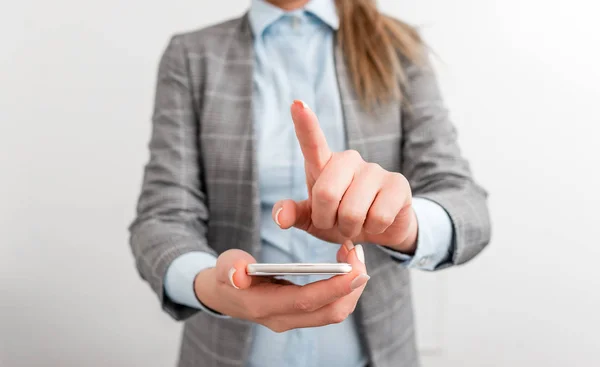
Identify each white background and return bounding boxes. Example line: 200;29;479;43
1;1;599;366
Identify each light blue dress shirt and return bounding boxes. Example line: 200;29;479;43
163;1;454;366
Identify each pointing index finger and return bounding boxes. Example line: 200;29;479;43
291;100;333;171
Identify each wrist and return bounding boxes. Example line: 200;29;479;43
389;208;418;254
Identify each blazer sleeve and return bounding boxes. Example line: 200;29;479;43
129;35;214;321
400;53;492;266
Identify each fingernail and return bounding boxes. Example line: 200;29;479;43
344;240;355;251
355;244;365;264
228;267;239;289
350;273;370;290
274;206;283;227
293;99;309;109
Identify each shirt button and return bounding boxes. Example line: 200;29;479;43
418;257;429;267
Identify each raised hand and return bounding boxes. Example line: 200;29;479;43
272;100;418;253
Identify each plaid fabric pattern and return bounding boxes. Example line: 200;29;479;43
129;14;490;367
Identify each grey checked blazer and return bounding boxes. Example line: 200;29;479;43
129;14;491;367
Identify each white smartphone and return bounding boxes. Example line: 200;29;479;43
246;263;352;276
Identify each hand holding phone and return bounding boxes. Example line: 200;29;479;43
193;241;369;333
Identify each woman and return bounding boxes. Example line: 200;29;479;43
129;0;491;366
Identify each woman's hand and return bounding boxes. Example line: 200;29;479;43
272;100;418;254
193;243;369;332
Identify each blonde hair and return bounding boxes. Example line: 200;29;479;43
335;0;424;109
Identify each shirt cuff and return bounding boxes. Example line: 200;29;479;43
164;252;230;318
378;197;454;271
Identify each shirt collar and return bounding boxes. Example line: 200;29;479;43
249;0;339;36
306;0;339;30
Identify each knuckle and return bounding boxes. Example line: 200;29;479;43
389;172;409;188
338;209;366;237
311;216;333;230
371;212;395;227
293;297;315;312
365;162;383;173
313;186;339;204
340;209;366;225
343;149;363;162
304;140;320;151
333;285;352;299
338;224;360;239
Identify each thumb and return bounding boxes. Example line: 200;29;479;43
215;249;261;290
272;199;311;232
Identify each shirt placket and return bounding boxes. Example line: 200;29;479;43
283;14;319;367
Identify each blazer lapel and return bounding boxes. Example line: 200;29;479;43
334;41;402;172
334;39;405;334
200;15;261;256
